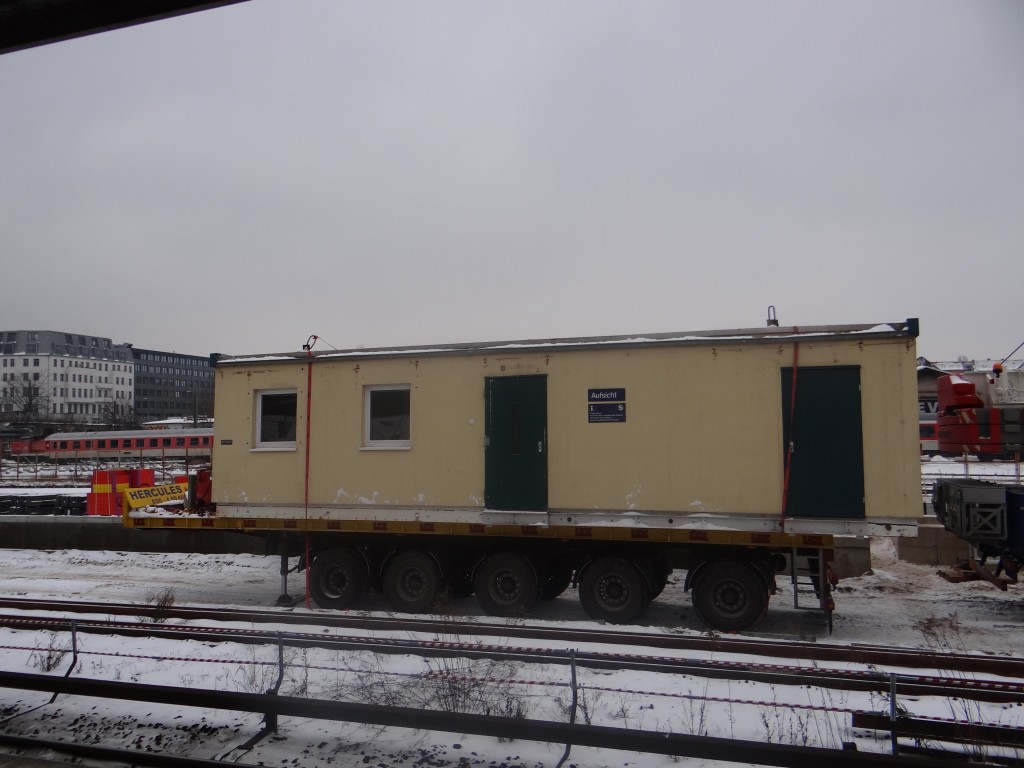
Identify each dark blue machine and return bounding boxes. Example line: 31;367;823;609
1006;487;1024;561
933;478;1023;581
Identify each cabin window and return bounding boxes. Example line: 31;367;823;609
364;385;411;449
255;389;298;450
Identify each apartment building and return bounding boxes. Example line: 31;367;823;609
0;330;215;428
0;330;134;424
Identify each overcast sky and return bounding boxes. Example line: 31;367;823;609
1;1;1021;361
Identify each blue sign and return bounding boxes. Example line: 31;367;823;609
589;402;626;423
588;388;625;402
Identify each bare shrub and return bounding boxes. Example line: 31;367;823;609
914;612;991;762
339;649;529;721
216;646;288;695
29;632;71;672
679;683;710;737
555;683;601;727
141;587;177;623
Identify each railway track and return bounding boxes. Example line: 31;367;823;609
0;673;945;768
2;611;1022;706
2;596;1021;766
0;596;1021;692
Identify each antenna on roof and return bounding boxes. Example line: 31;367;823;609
302;335;340;352
1000;340;1024;366
766;306;779;327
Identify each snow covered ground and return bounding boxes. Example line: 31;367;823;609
921;455;1024;482
0;456;1022;765
0;536;1021;767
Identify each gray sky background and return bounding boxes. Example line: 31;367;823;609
1;1;1021;361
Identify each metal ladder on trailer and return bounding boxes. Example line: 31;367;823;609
789;548;835;633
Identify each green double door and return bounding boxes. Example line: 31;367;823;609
485;375;547;511
481;367;864;517
781;365;865;519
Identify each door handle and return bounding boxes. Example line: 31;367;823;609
538;441;543;453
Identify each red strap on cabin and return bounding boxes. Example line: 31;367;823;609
780;330;799;524
304;340;315;609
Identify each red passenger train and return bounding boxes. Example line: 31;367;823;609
9;428;213;460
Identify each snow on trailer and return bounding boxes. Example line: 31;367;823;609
126;319;923;631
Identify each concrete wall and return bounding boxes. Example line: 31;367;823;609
831;537;873;578
897;519;972;565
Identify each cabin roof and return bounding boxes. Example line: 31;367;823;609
214;319;918;367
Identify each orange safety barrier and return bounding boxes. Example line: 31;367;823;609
88;469;145;515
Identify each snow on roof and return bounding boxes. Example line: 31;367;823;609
217;320;916;366
142;417;213;428
923;358;1024;374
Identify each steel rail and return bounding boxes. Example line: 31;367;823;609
2;612;1022;705
0;670;941;767
852;711;1024;749
0;595;1020;678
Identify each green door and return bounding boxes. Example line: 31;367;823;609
485;375;548;511
781;366;865;519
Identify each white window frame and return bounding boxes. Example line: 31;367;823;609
254;388;298;451
363;384;411;450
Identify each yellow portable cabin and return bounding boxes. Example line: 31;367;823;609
130;319;922;630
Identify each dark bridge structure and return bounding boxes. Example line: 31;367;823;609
0;0;249;55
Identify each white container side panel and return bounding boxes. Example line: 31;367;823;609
210;332;921;522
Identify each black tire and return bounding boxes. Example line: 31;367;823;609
474;552;540;617
383;550;444;613
448;565;475;599
541;566;574;600
578;557;650;624
691;559;769;632
637;557;672;600
309;548;368;610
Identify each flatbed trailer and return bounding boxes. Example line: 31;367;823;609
126;319;922;631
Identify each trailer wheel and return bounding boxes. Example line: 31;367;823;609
448;567;475;599
474;552;540;617
578;557;650;624
541;567;574;600
637;557;672;600
384;551;444;613
309;548;368;610
691;559;769;632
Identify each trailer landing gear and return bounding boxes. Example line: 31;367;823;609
274;553;294;607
